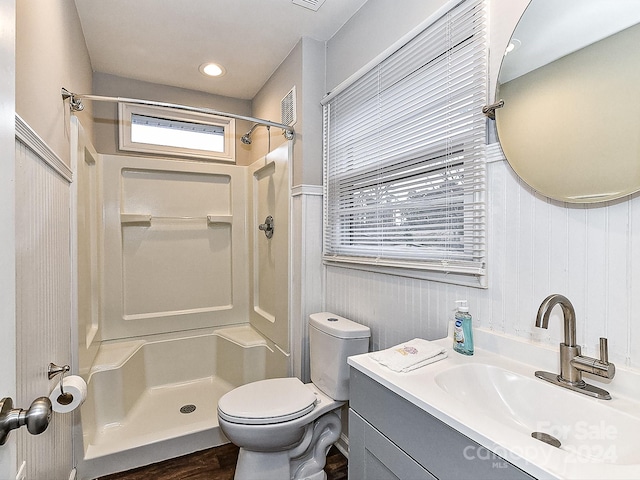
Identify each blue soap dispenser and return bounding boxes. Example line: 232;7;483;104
453;300;474;356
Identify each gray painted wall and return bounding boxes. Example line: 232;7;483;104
16;0;93;166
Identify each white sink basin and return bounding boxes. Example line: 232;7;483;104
348;331;640;479
434;363;640;465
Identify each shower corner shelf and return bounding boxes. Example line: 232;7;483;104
120;213;232;226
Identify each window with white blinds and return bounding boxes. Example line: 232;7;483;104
322;0;488;283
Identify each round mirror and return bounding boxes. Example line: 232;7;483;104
495;0;640;203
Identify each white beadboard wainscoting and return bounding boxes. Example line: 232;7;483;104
15;116;73;479
291;185;324;382
325;143;640;369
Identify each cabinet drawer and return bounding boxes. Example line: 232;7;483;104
349;410;436;480
349;367;534;480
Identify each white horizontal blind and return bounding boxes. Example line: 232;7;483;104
323;0;487;277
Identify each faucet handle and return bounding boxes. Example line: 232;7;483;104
599;337;609;364
570;337;616;380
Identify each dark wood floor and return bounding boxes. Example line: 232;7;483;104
99;443;348;480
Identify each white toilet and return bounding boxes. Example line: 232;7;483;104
217;312;371;480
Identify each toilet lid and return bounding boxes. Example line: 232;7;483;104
218;377;317;425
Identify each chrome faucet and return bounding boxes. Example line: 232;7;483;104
534;294;615;400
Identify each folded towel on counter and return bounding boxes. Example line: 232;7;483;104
370;338;447;372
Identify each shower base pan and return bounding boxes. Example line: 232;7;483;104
81;375;232;478
77;326;276;479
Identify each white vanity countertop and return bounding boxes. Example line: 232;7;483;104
348;329;640;480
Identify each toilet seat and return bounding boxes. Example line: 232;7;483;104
218;377;317;425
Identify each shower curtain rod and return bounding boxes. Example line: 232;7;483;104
61;87;295;140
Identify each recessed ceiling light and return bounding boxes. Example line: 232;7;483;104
199;63;226;77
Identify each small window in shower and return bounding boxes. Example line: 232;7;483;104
119;103;236;162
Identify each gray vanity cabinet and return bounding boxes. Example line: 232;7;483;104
348;367;535;480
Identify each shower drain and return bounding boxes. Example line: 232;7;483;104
180;404;197;414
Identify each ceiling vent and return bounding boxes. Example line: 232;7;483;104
281;87;297;127
292;0;326;12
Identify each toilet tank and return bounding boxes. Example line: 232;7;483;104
309;312;370;401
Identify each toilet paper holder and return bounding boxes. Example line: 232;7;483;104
48;363;76;406
48;362;70;380
0;363;71;446
48;363;70;394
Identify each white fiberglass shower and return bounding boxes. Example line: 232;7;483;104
70;114;293;479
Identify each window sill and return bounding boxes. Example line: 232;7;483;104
323;258;487;288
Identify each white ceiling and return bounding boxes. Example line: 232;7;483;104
73;0;368;100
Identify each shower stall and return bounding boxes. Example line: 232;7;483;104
69;105;293;478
